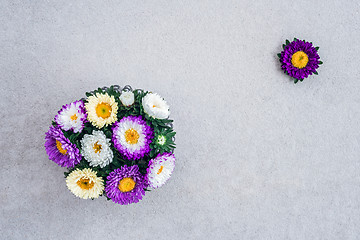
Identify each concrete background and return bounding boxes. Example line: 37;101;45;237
1;1;360;239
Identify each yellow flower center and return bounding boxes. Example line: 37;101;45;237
56;140;67;155
118;177;136;192
125;128;140;145
76;177;95;190
95;102;112;119
93;141;102;153
157;166;164;175
153;105;156;108
291;51;309;69
70;114;78;121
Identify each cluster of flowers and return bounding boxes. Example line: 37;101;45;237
45;85;176;205
278;38;322;83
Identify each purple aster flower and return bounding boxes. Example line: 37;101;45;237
105;165;146;205
112;116;153;160
55;100;87;133
44;125;82;168
279;39;322;83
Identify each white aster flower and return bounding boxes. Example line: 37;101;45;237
112;116;153;160
80;130;113;168
119;91;135;107
85;93;118;128
66;168;104;199
147;153;176;189
142;93;170;119
55;100;87;133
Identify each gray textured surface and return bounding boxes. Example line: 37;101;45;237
1;1;360;239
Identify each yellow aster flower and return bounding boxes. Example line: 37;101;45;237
85;93;118;128
66;168;104;199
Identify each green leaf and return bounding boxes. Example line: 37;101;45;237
282;44;286;50
277;53;281;58
294;79;299;84
314;71;318;75
315;47;319;51
318;61;323;65
286;39;290;45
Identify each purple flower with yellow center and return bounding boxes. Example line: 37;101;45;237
44;125;81;168
112;116;153;160
105;165;146;205
55;100;87;133
278;38;323;83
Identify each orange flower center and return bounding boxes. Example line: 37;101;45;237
125;128;140;145
118;178;136;192
93;141;102;153
56;140;67;155
157;166;164;175
95;102;112;118
76;178;95;190
70;114;78;121
291;51;309;69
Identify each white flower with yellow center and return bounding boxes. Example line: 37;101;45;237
66;168;104;199
112;116;153;160
80;130;113;168
142;93;170;119
55;100;87;133
85;93;118;128
119;91;135;107
146;153;176;189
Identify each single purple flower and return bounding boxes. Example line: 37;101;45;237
279;39;322;83
105;165;146;205
45;125;82;168
55;100;87;133
112;116;153;160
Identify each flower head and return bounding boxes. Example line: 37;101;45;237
80;130;113;168
85;93;118;128
66;168;104;199
55;100;87;133
279;39;322;83
119;91;135;107
45;125;81;168
112;116;153;160
151;128;176;153
146;153;176;189
142;93;170;119
105;165;146;205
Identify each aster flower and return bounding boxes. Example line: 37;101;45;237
66;168;104;199
105;165;146;205
142;93;170;119
119;91;135;107
55;100;87;133
151;128;176;154
146;153;176;189
85;92;118;128
112;116;153;160
44;125;81;168
80;130;113;168
278;38;322;83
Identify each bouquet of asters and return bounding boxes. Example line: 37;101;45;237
45;85;176;205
